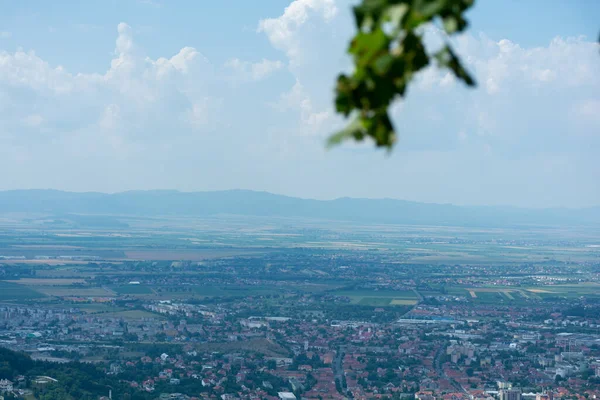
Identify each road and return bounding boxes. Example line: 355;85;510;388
333;346;346;393
412;289;424;302
433;341;466;393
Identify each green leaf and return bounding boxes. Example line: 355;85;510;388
443;16;458;33
350;29;390;68
385;3;409;28
335;75;355;116
373;54;395;75
333;0;477;150
435;45;476;86
327;117;365;148
413;0;449;19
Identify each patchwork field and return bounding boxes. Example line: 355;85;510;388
390;299;419;305
101;284;420;304
192;285;278;298
112;285;154;295
95;310;164;320
446;287;533;303
123;248;268;261
333;289;418;306
529;283;600;299
439;283;600;304
0;281;47;301
5;278;87;286
33;286;115;297
194;338;290;358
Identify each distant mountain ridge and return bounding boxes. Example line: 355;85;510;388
0;189;598;227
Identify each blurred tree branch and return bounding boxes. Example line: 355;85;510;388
331;0;478;149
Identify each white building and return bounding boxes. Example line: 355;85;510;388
278;392;297;400
499;389;522;400
0;379;13;393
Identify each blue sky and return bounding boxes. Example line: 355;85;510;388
0;0;599;207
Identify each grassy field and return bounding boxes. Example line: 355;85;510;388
333;289;418;306
112;285;154;295
390;299;419;305
193;338;289;357
95;310;164;320
355;297;419;306
128;282;345;300
5;278;87;286
529;283;600;299
124;249;268;261
0;281;46;300
439;283;600;304
443;286;531;304
33;286;114;297
358;297;393;306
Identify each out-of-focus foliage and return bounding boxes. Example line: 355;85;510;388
332;0;477;149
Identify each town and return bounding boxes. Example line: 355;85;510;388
0;214;599;400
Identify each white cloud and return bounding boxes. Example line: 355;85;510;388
0;21;221;155
149;47;202;79
452;34;599;93
99;104;121;131
439;72;455;87
257;0;338;66
277;80;335;135
107;22;138;78
0;31;11;39
389;32;600;148
257;0;352;140
0;49;76;94
186;97;224;129
572;99;600;126
224;58;283;81
532;68;556;82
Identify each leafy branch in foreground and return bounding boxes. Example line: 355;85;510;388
331;0;477;149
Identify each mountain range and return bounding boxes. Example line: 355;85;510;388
0;189;598;228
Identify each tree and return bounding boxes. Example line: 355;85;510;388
332;0;476;149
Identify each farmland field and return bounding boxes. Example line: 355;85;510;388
440;283;600;304
124;248;268;261
194;338;290;358
358;297;393;306
0;281;46;300
531;283;600;299
95;310;164;320
33;286;115;297
5;278;87;286
332;289;418;305
390;299;419;305
191;285;278;298
112;285;154;294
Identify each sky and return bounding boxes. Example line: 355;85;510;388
0;0;599;208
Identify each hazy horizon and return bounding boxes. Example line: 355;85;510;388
1;187;600;210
